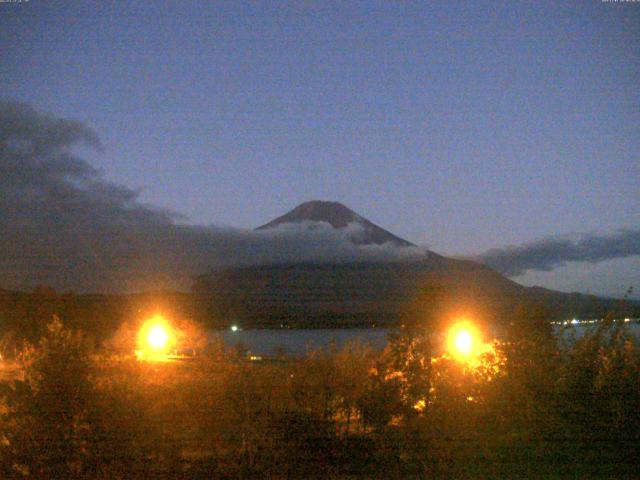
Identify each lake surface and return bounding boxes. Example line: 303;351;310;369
217;328;391;357
216;321;640;357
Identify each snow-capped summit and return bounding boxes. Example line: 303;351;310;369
256;200;415;247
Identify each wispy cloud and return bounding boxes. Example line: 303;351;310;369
476;230;640;277
0;101;423;293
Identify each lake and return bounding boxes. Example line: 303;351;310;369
216;321;640;357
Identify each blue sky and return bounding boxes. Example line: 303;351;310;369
1;1;639;297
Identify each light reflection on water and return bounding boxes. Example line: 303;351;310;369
216;321;640;357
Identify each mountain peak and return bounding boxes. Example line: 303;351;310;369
266;200;361;228
256;200;415;247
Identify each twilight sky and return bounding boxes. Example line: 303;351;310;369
1;1;639;297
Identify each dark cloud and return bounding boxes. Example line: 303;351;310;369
476;230;640;277
0;101;423;293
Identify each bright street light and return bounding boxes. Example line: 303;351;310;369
147;324;169;350
447;320;481;361
137;315;173;360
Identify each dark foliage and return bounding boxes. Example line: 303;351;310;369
0;311;638;479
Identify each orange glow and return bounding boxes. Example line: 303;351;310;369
454;330;473;355
147;324;169;349
137;315;173;360
447;321;481;360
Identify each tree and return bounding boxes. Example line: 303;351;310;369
0;317;94;478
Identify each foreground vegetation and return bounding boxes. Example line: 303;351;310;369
0;312;638;479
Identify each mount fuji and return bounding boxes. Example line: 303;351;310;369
193;201;627;327
256;200;415;248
